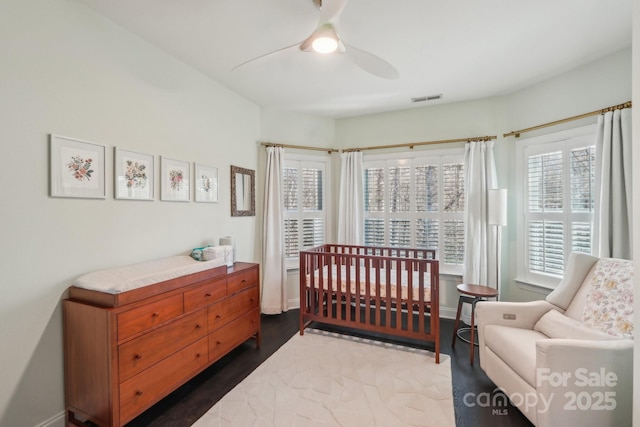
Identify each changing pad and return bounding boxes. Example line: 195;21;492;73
73;255;225;294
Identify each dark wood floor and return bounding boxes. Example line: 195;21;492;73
125;309;533;427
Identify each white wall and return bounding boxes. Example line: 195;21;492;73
336;97;501;147
0;0;260;425
260;108;335;148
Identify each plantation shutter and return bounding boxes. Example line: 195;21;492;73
364;166;386;246
525;142;595;277
570;146;595;254
364;219;385;247
527;151;564;274
442;163;465;264
301;168;324;248
388;166;411;247
283;166;299;258
363;152;465;274
283;161;326;262
415;165;439;251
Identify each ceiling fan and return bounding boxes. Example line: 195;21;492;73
233;0;399;79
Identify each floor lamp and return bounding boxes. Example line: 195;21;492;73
488;189;507;299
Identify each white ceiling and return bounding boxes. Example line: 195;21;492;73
78;0;632;118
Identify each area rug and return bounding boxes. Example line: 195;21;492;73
192;329;454;426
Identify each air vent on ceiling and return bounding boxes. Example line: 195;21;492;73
411;94;443;103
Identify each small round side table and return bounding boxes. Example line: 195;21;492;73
451;284;499;365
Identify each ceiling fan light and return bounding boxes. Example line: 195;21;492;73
312;36;338;54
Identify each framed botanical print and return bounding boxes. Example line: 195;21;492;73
160;157;190;201
194;163;219;203
114;148;154;200
50;134;106;199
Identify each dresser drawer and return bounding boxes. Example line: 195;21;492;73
183;276;226;312
118;309;207;381
118;294;183;341
209;308;259;363
208;286;259;331
227;267;258;295
119;337;209;424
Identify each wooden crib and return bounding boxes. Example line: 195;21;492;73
299;244;440;363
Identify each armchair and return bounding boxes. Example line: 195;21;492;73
476;253;633;427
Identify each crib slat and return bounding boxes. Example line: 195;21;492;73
309;253;316;318
418;260;425;334
389;258;393;326
393;259;397;328
364;259;373;325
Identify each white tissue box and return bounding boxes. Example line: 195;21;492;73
202;245;234;267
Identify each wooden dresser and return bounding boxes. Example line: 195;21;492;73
63;262;260;427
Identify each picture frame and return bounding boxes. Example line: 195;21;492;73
114;148;154;200
160;157;190;201
50;134;106;199
194;163;219;203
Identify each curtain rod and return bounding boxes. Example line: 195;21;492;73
262;136;496;154
261;142;339;154
342;135;497;152
504;101;632;138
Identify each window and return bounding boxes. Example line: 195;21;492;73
283;155;329;269
517;125;596;287
363;149;465;274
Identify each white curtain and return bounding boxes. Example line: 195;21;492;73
337;151;364;245
261;146;287;314
595;108;633;259
463;140;498;288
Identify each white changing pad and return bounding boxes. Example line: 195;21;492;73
73;256;225;294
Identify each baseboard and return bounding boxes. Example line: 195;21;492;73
439;306;456;320
288;297;300;310
35;411;65;427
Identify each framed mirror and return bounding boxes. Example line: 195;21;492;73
230;165;255;216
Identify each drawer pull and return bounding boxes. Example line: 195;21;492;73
215;314;222;319
216;340;222;345
205;293;212;298
135;390;143;396
134;354;143;360
152;312;160;318
241;279;247;284
195;324;202;329
195;353;201;358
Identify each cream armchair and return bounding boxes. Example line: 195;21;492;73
476;253;633;427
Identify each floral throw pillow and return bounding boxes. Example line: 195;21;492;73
582;258;634;338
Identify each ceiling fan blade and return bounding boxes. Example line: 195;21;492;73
232;42;301;71
319;0;347;25
344;44;399;80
